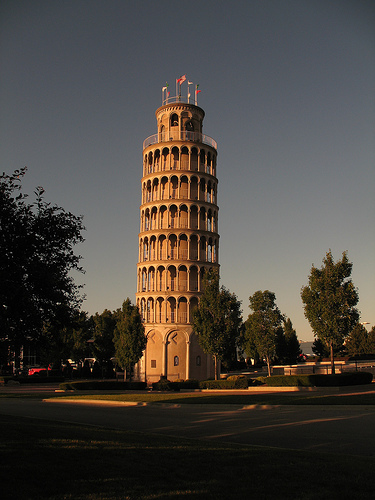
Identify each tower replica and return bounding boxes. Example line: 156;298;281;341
135;80;219;382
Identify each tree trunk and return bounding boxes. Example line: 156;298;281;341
214;355;218;380
330;342;335;374
266;356;271;377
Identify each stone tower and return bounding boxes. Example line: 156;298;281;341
135;88;219;383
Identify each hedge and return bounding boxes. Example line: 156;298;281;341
175;379;200;390
59;380;147;391
262;372;373;387
1;375;65;385
199;375;249;390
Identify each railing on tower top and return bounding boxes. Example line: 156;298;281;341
162;94;199;106
143;130;217;150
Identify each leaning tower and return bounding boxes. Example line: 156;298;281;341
135;84;219;383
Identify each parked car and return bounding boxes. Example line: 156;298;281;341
28;366;48;376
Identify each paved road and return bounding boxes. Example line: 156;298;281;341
1;396;375;457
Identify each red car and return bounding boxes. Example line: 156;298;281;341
28;366;48;376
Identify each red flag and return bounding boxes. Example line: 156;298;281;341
177;75;186;85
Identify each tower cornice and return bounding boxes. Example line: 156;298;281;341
155;101;205;119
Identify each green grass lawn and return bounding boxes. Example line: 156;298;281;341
53;389;375;406
1;414;375;500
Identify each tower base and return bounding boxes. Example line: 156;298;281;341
134;324;215;383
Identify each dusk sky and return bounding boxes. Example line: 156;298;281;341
1;0;374;341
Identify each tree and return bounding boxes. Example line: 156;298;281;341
312;337;330;358
301;250;359;374
0;168;85;369
38;310;92;371
368;326;375;355
113;299;146;381
276;318;302;365
191;269;242;380
345;324;375;357
244;291;283;376
92;309;116;365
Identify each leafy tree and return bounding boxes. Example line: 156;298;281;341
0;168;85;368
276;318;302;365
92;309;116;364
312;337;330;358
38;311;92;370
68;311;93;364
301;250;359;374
368;326;375;355
191;269;243;380
240;323;261;366
345;324;375;357
113;299;146;381
244;291;283;376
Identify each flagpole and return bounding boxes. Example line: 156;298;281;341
188;81;193;103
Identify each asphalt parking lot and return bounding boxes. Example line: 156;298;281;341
1;383;375;457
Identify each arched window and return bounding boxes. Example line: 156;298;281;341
181;147;189;170
170;114;178;127
154;149;160;172
148;152;153;174
185;121;194;140
191;147;198;171
162;148;169;171
196;355;201;366
174;356;179;366
142;268;147;291
171;147;179;170
185;121;194;131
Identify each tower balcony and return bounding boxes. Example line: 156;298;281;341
143;130;217;151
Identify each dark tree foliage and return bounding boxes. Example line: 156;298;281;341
301;250;359;373
345;324;375;357
0;168;85;359
244;291;284;376
276;318;302;365
38;311;92;369
369;326;375;355
312;337;331;358
113;299;146;381
192;269;243;380
91;309;116;364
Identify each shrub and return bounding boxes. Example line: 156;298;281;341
264;375;312;387
249;377;265;386
59;380;147;391
152;378;180;392
263;372;373;387
309;371;373;387
226;375;249;388
174;379;200;390
199;376;248;390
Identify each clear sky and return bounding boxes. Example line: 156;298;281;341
1;0;374;341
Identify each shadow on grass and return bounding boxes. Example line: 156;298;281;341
1;414;374;499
